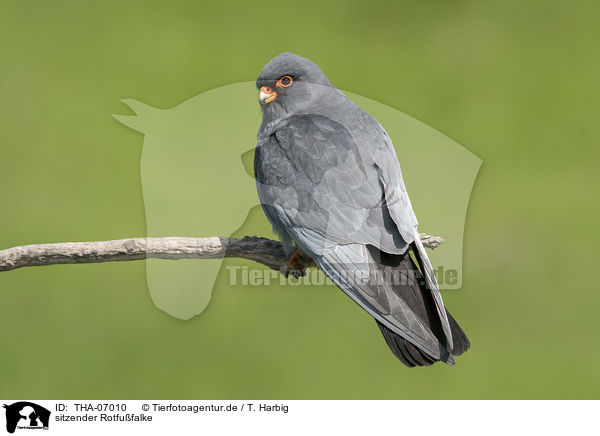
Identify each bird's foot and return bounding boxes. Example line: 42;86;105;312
280;250;315;278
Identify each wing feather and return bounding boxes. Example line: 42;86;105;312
255;113;454;351
315;243;454;363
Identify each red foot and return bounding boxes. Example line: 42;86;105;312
288;250;303;269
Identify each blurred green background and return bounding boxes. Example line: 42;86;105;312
0;0;598;399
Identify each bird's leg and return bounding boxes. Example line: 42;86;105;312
288;250;303;269
280;250;315;278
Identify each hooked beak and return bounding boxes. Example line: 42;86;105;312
259;86;278;104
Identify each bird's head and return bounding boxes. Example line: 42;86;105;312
256;52;333;119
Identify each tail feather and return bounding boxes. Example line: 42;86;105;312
376;321;438;367
370;246;469;367
447;311;470;356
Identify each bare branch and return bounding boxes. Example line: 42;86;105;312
0;234;443;273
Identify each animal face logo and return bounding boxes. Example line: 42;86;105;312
3;402;50;433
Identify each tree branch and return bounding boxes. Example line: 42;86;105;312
0;234;443;273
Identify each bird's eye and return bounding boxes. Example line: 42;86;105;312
277;76;293;88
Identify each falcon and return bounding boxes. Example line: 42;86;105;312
254;52;470;367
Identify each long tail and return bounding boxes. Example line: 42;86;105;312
371;246;470;367
377;311;470;367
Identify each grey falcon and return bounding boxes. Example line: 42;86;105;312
253;52;470;367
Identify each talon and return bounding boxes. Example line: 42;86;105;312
281;250;315;279
280;264;306;279
288;250;315;269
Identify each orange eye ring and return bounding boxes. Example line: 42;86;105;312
277;75;293;88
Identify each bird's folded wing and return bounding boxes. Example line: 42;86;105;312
256;113;453;349
370;121;453;349
413;234;453;349
315;242;453;363
255;114;409;254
